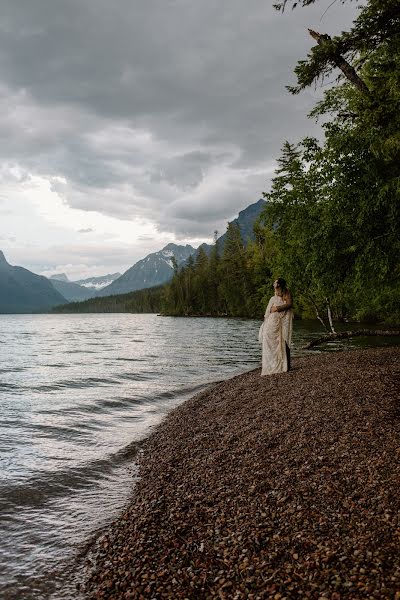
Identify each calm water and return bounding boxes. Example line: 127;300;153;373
0;314;397;599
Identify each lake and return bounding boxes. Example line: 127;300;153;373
0;313;397;599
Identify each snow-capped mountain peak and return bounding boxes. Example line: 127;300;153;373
96;244;196;297
74;273;121;290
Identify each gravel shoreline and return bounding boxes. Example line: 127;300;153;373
84;347;400;599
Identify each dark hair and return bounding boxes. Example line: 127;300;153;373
276;277;287;292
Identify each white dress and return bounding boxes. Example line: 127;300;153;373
258;294;293;375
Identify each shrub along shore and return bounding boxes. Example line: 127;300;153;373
83;347;399;599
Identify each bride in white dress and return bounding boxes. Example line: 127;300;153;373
259;278;293;375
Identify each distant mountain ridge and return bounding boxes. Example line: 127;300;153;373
1;198;267;312
47;271;122;300
50;273;69;282
92;199;266;297
74;273;121;290
97;243;195;297
192;198;266;259
49;278;97;302
0;251;66;313
223;198;266;246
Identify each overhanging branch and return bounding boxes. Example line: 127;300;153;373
308;29;371;96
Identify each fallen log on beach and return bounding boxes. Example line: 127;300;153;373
304;329;400;349
83;347;400;599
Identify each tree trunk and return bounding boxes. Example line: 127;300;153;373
304;329;400;350
309;296;329;332
308;29;371;96
326;297;336;334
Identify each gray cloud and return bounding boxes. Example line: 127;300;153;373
7;242;159;280
148;151;225;190
0;0;358;243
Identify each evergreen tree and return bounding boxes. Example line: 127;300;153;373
208;233;222;315
219;223;248;316
258;0;400;325
193;247;210;313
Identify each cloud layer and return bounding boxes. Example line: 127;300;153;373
0;0;357;277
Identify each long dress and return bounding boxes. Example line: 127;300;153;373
258;294;293;375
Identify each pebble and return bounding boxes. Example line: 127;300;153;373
83;347;400;599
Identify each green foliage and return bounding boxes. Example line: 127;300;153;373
284;0;400;94
162;224;269;318
260;0;400;325
219;223;248;316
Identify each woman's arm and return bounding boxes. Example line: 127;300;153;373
273;291;293;313
264;297;275;317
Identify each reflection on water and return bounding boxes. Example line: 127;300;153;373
0;314;397;599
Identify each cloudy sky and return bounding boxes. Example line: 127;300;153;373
0;0;358;280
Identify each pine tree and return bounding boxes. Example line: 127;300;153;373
193;247;209;313
219;223;248;316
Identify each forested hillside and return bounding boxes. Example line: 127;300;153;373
162;224;271;318
54;286;164;314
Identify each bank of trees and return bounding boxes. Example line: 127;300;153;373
162;225;271;318
259;0;400;326
54;286;164;314
164;0;399;325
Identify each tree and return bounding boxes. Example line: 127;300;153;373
260;0;400;326
208;233;223;315
219;223;249;316
276;0;400;93
192;247;210;313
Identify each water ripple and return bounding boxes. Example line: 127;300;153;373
2;313;385;598
0;441;143;510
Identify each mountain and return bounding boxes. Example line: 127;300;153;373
97;200;266;297
49;278;97;302
223;198;266;245
194;198;267;257
97;244;196;297
74;272;121;291
0;251;66;313
50;273;69;282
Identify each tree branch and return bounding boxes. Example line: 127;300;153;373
304;329;400;349
308;29;371;96
309;295;329;331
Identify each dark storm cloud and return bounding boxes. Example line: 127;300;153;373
0;0;358;235
148;151;222;190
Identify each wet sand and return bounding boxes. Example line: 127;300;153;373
83;347;400;599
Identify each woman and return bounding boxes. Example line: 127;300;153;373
259;278;293;375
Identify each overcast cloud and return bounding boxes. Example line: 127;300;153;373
0;0;358;278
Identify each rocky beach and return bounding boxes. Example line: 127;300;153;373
83;346;400;599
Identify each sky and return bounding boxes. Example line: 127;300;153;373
0;0;359;280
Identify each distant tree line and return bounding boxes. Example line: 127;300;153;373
54;286;164;314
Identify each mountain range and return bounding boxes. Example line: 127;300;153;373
0;199;266;312
48;272;122;302
49;277;97;302
96;243;196;297
96;199;265;296
75;273;121;290
0;251;66;313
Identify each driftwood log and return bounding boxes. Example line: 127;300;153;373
304;329;400;349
